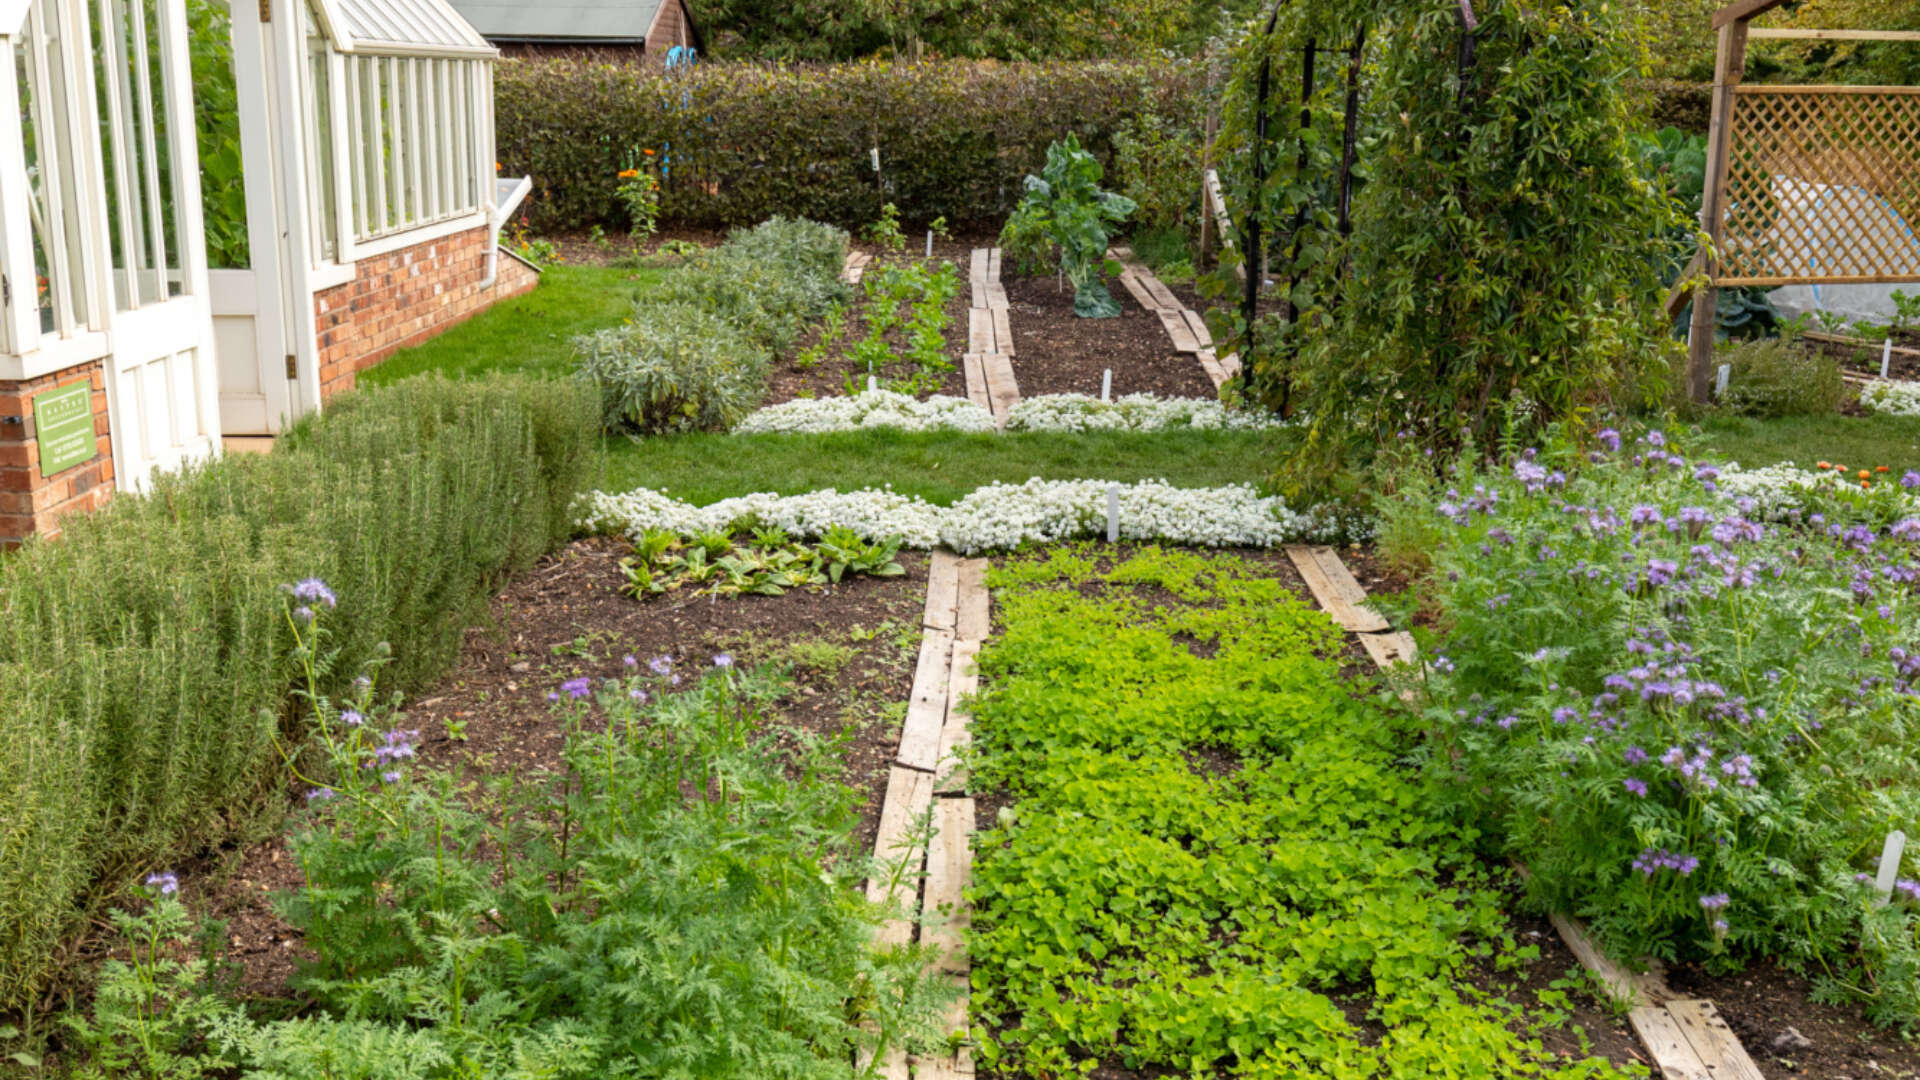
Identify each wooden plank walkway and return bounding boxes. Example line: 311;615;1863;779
966;247;1019;428
1304;546;1770;1080
1109;248;1232;390
844;250;874;285
866;554;992;1071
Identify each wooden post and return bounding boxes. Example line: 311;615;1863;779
1198;111;1216;268
1689;18;1749;403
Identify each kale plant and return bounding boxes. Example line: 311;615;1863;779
999;135;1136;318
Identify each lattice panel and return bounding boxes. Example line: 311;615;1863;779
1719;87;1920;286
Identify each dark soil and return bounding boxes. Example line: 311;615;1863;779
1816;334;1920;385
1469;914;1649;1071
1002;273;1217;400
766;250;970;405
1668;961;1920;1078
183;537;931;1001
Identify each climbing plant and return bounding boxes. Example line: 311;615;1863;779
1209;0;1680;496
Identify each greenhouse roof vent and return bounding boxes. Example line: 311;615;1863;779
314;0;498;58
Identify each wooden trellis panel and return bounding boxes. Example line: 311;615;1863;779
1720;86;1920;286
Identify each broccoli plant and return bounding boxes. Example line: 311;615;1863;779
1000;135;1137;318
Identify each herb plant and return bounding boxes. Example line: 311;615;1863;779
999;135;1136;318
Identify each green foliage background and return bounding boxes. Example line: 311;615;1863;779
494;59;1204;234
0;376;597;1012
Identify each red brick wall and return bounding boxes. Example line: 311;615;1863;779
314;225;541;401
0;361;114;549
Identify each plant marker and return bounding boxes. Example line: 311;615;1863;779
1884;338;1893;380
1875;830;1906;904
1715;364;1730;399
871;147;881;173
926;231;933;258
867;375;878;394
1101;369;1112;403
1105;484;1120;544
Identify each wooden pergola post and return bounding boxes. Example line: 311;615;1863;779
1688;4;1761;404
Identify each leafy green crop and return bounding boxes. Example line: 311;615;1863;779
619;525;905;598
1000;135;1136;319
966;545;1640;1077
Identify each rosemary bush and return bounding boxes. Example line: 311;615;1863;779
0;375;597;1011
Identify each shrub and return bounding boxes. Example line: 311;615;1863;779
575;304;771;433
1714;337;1845;419
0;375;598;1011
495;59;1203;233
1111;111;1196;234
576;218;847;433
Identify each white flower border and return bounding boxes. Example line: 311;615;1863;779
1861;379;1920;419
728;390;1282;436
578;478;1357;555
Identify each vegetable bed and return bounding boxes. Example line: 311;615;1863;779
964;545;1641;1077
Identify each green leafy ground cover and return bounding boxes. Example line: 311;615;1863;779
965;546;1637;1077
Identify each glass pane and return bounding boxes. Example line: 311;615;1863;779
135;0;183;298
14;29;53;334
91;0;160;308
188;0;247;268
304;2;336;261
19;4;88;332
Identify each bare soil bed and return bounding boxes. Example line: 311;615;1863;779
170;537;932;1001
766;248;971;404
1002;273;1216;400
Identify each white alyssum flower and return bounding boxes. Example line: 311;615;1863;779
1006;394;1283;433
1712;461;1917;517
1861;379;1920;419
733;391;995;434
578;480;1356;553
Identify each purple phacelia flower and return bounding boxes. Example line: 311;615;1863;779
1623;777;1648;797
561;676;592;700
289;578;338;608
145;871;179;896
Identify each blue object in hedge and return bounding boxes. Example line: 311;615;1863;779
666;45;696;70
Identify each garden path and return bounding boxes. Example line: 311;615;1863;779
965;247;1020;428
1112;246;1240;390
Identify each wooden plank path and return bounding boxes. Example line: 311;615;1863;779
866;550;991;1074
1109;247;1235;392
966;247;1019;428
1300;546;1770;1080
844;250;874;285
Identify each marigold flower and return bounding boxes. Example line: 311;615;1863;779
642;148;655;156
617;168;641;180
1817;461;1831;470
1859;470;1872;481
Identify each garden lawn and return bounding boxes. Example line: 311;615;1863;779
359;265;663;385
597;428;1275;505
965;545;1636;1078
1693;411;1920;473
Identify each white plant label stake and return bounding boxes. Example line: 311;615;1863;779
871;147;880;173
1101;369;1112;403
1884;338;1894;380
1105;484;1120;544
926;231;933;258
1715;363;1730;399
1875;830;1907;904
867;375;878;394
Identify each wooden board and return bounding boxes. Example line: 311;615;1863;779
1666;1000;1767;1080
981;282;1008;309
897;629;957;771
1139;272;1183;312
970;279;987;308
963;353;990;410
1219;352;1241;379
986;247;1002;282
1549;911;1664;1008
921;797;974;972
955;558;990;642
982;353;1021;428
911;977;975;1076
923;551;961;631
866;765;935;947
990;306;1015;357
1157;308;1202;353
1181;308;1212;349
936;637;981;794
1629;1005;1714;1080
1118;269;1162;313
1357;630;1417;669
1196;349;1228;389
969;247;989;283
967;308;995;354
1284;546;1391;633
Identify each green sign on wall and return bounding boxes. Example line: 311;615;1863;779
34;382;96;478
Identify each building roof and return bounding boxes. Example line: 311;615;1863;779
446;0;672;44
314;0;498;57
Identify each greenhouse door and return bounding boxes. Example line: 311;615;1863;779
90;0;221;490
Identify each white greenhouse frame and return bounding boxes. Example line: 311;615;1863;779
1;0;523;512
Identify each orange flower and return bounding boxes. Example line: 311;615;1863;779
1817;461;1831;470
1862;480;1872;490
617;168;641;180
1877;465;1889;473
493;161;500;171
642;148;656;156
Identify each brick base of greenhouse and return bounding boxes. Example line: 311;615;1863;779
315;225;541;401
0;362;114;548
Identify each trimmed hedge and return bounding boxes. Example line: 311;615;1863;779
0;375;597;1010
495;59;1205;234
1640;79;1712;134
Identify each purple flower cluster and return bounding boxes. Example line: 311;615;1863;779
1698;892;1730;910
145;871;179;896
290;578;338;608
372;729;417;780
561;676;592;700
1632;847;1700;877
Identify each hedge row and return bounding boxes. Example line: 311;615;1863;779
494;59;1206;234
1640;79;1712;134
0;375;597;1010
